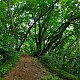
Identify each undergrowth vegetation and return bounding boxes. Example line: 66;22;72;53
0;53;20;80
41;48;80;80
0;0;80;79
41;75;63;80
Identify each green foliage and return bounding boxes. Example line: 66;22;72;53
0;53;20;79
0;33;16;63
41;57;79;80
41;75;63;80
41;47;80;79
0;0;80;79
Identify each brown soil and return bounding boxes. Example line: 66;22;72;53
3;55;49;80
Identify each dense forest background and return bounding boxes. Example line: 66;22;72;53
0;0;80;80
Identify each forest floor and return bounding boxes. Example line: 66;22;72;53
3;54;51;80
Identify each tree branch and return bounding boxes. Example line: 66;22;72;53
17;0;59;51
7;0;16;35
38;16;80;57
68;39;77;49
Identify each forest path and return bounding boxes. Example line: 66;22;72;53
3;55;49;80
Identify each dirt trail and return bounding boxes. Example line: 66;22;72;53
3;55;49;80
